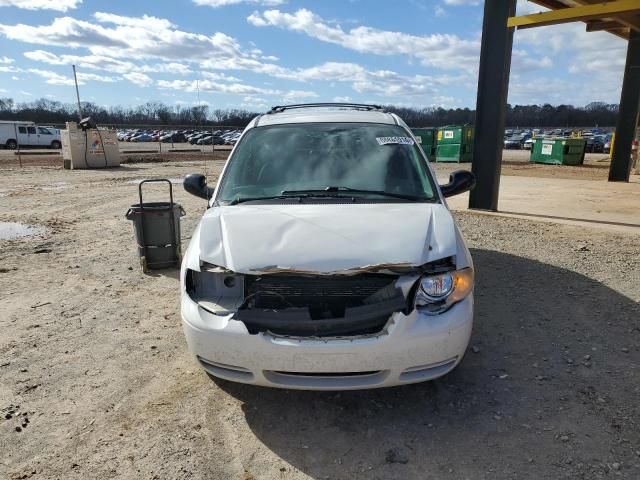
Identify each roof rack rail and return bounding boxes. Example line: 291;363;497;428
267;103;384;114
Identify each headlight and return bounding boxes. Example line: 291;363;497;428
415;267;474;315
185;267;244;315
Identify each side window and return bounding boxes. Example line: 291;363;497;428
18;126;26;134
38;127;52;135
27;127;36;134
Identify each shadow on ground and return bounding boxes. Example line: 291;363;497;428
215;249;640;479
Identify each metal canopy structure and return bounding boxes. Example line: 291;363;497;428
519;0;640;39
470;0;640;211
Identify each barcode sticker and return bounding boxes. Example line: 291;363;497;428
376;136;414;146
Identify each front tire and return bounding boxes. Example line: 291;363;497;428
51;140;61;149
6;139;17;150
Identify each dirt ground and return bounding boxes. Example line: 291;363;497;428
1;160;639;480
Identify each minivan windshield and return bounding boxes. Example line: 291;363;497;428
216;123;437;205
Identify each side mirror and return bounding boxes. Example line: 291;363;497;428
184;174;214;200
439;170;476;198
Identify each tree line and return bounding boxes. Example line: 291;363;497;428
0;97;619;128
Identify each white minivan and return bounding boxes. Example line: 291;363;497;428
180;104;476;390
0;121;62;149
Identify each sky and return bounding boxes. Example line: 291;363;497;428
0;0;628;111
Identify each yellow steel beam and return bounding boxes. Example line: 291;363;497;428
508;0;640;30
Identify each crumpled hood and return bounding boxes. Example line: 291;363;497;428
197;203;457;274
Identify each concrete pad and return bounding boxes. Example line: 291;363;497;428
443;173;640;234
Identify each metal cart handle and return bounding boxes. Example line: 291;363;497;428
139;178;173;210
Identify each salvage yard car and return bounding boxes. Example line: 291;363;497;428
180;103;476;390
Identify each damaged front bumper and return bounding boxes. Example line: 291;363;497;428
180;289;473;390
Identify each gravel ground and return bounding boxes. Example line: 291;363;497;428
0;161;639;480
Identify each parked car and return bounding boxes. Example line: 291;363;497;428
179;103;476;390
160;132;187;143
523;137;534;150
196;135;214;145
585;135;606;153
131;134;153;142
504;134;526;149
0;121;62;149
189;133;208;144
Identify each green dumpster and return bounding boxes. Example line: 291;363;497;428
437;125;474;145
529;138;586;165
435;125;473;163
436;143;473;163
411;128;436;158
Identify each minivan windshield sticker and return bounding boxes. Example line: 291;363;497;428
376;136;414;146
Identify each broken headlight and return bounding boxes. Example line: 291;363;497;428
185;266;244;315
414;268;474;315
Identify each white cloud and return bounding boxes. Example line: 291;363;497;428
194;0;285;7
78;72;117;82
0;0;81;12
247;8;480;71
282;89;318;102
19;90;32;96
140;62;192;75
511;49;553;73
123;72;153;86
24;49;194;76
0;64;21;72
242;95;266;103
0;13;244;62
513;21;625;103
28;68;117;85
516;0;546;15
24;50;136;73
201;71;241;82
434;5;447;17
157;78;279;96
0;55;13;64
1;10;479;104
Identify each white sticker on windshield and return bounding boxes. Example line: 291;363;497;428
376;136;414;146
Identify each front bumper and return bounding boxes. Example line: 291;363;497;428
181;292;473;390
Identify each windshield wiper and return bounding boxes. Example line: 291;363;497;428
226;192;345;205
281;186;429;202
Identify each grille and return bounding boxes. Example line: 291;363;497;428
244;273;397;311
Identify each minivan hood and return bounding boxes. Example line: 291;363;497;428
197;203;457;274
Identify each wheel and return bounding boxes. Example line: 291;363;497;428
51;140;61;149
6;139;17;150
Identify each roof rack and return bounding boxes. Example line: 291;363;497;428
267;103;384;114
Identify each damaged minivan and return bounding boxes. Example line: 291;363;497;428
181;103;476;390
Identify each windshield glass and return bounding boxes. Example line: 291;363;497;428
216;123;436;204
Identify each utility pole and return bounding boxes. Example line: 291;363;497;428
72;65;83;121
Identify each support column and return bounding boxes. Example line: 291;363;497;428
469;0;516;211
609;30;640;182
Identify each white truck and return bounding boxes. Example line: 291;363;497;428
0;120;62;149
